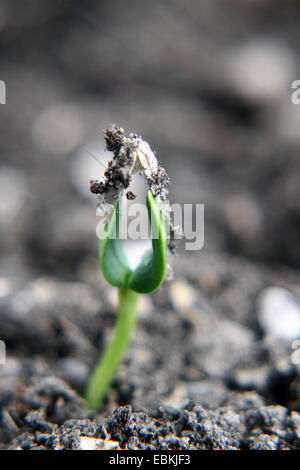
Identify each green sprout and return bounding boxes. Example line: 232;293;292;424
85;126;173;411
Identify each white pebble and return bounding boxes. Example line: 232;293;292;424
0;167;27;223
169;279;197;312
225;40;296;104
272;103;300;144
257;287;300;341
11;278;56;315
31;103;83;155
79;436;119;450
0;278;14;298
79;436;101;451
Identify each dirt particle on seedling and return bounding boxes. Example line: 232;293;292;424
89;179;105;195
90;125;169;205
126;191;136;200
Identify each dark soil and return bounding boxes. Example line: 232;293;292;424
1;0;300;450
1;253;300;449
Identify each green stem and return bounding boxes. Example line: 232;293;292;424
85;287;139;411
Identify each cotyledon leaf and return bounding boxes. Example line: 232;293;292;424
98;199;131;288
99;190;167;293
128;190;167;293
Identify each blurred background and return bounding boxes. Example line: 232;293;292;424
2;1;300;445
1;0;300;284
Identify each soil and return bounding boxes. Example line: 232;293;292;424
1;0;300;450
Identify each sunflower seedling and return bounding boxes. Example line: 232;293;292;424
85;126;175;411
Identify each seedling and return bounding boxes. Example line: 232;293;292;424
85;126;174;411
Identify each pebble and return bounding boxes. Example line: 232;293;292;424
224;40;296;105
0;167;27;224
0;278;14;298
79;436;119;450
79;436;101;450
31;103;83;155
231;366;270;394
56;358;89;389
257;287;300;341
169;279;197;312
10;278;99;317
0;357;22;378
273;103;300;145
10;278;56;316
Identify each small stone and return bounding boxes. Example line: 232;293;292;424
231;366;270;394
196;319;256;379
56;358;89;389
198;272;220;293
79;436;120;450
273;103;300;145
79;436;102;450
0;357;22;378
224;40;296;105
257;287;300;341
31;103;83;155
103;440;120;450
0;167;27;224
10;278;56;316
169;279;197;312
0;278;14;298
